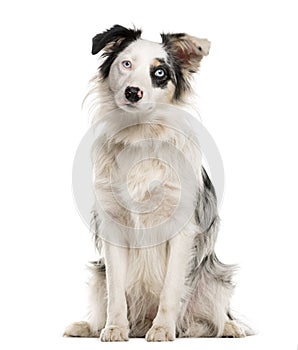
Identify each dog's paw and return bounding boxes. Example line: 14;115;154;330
145;325;175;342
63;321;94;337
100;325;129;342
222;320;246;338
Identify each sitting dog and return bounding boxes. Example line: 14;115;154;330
64;25;250;341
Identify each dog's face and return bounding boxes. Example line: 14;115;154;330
92;25;210;113
107;40;175;112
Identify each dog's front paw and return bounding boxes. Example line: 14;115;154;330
222;320;246;338
100;325;129;342
145;325;175;342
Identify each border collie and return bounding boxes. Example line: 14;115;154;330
64;25;251;341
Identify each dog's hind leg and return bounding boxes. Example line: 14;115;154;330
64;321;94;337
64;260;107;338
177;249;238;338
222;319;246;338
192;253;248;338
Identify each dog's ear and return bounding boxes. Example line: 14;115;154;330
161;33;210;72
92;24;142;55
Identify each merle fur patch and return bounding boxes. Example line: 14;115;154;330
150;58;172;89
161;33;190;100
92;25;142;79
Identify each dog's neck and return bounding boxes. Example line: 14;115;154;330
87;77;199;147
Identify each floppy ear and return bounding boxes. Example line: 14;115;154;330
161;33;210;72
92;24;142;55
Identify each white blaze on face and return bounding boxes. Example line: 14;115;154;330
108;39;175;112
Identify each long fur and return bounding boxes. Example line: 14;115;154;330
64;25;252;341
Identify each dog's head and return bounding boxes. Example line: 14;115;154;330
92;25;210;113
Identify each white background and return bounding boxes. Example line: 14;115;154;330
0;1;297;349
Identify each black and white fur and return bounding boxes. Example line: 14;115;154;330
64;25;251;341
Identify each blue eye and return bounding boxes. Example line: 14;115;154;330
154;68;165;78
122;60;132;69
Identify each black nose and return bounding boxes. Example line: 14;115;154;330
125;86;143;103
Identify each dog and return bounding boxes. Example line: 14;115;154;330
64;25;251;341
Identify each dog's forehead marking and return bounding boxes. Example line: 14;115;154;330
152;58;165;67
120;39;167;62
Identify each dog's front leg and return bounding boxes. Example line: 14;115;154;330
100;241;129;341
146;233;192;341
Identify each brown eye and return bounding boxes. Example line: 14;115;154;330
122;60;132;69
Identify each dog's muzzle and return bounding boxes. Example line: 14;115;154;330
125;86;143;103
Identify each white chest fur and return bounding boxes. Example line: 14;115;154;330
93;116;201;248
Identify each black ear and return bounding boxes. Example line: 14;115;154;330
92;24;142;55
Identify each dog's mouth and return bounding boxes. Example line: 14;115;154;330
124;103;138;109
120;102;139;113
119;101;155;113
